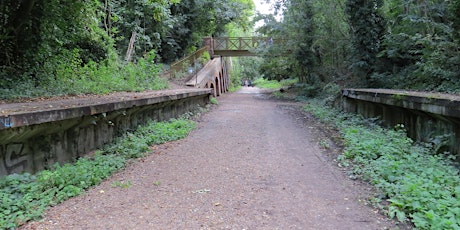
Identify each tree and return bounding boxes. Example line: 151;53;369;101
372;0;460;92
0;0;37;67
0;0;256;99
311;0;350;78
256;0;318;85
107;0;177;62
345;0;386;86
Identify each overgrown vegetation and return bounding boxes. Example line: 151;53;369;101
209;97;219;105
230;57;263;91
304;100;460;229
253;78;297;89
256;0;460;93
0;118;196;229
0;51;168;100
0;0;254;100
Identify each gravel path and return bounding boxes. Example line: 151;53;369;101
23;87;397;229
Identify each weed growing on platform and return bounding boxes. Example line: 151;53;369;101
0;118;196;229
304;100;460;229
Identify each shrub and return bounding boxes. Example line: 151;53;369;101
253;78;297;89
304;101;460;229
0;50;167;101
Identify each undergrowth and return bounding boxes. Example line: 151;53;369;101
0;50;168;101
209;97;219;105
304;99;460;229
0;118;196;229
253;78;297;89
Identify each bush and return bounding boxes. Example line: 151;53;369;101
0;50;167;101
304;101;460;229
198;51;211;66
253;78;297;89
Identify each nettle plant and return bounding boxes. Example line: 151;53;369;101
304;100;460;229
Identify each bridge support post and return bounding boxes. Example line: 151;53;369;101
203;37;214;58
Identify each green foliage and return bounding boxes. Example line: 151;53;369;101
286;0;317;84
162;0;254;62
209;97;219;105
0;50;167;100
198;51;211;66
345;0;386;85
0;118;196;229
232;57;263;87
372;0;460;92
311;0;350;77
253;78;297;89
108;0;177;62
0;153;125;229
259;56;292;82
0;0;253;100
258;0;318;84
305;101;460;229
256;0;350;89
257;0;460;93
111;180;132;188
136;118;196;145
104;118;196;158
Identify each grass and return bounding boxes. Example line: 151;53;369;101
111;180;132;189
228;85;242;92
0;118;196;229
209;97;219;105
304;99;460;229
252;78;298;89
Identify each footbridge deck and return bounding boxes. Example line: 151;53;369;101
171;37;281;95
203;37;274;57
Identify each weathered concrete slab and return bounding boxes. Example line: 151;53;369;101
186;58;221;87
0;89;211;177
343;89;460;118
186;57;230;97
0;89;211;130
342;88;460;158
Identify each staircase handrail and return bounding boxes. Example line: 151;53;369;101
170;47;208;79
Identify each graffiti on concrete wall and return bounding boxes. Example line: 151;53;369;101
0;143;28;175
0;117;12;128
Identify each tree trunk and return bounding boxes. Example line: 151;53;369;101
125;31;137;62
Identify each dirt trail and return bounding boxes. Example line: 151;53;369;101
23;87;396;229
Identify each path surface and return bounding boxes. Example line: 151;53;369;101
23;87;396;229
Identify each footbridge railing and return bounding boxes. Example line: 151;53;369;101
170;37;281;79
171;37;282;96
203;37;274;57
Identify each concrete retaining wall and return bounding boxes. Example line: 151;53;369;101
0;89;211;177
342;89;460;158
